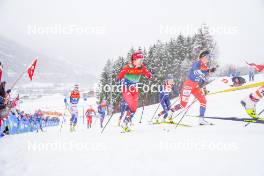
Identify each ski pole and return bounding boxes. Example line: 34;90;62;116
149;95;166;122
172;98;197;120
258;108;264;116
59;109;67;133
175;99;196;129
139;95;146;123
101;99;121;134
149;100;162;123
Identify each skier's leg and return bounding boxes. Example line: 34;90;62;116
89;117;92;128
129;89;138;125
70;116;73;131
192;87;210;125
100;116;104;128
164;97;171;119
193;87;207;116
158;99;167;118
90;116;92;128
73;115;77;131
122;86;138;113
118;102;127;126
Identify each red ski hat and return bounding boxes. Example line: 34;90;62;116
131;51;144;60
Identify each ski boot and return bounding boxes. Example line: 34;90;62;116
72;125;76;132
167;117;174;123
199;117;212;125
121;116;131;132
121;122;131;132
153;116;160;123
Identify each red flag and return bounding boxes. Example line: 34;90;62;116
246;62;264;72
0;64;3;82
28;58;38;81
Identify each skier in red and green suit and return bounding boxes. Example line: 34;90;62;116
116;51;152;130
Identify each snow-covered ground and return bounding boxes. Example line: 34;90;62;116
0;74;264;176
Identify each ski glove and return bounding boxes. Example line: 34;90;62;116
6;89;11;94
209;67;216;73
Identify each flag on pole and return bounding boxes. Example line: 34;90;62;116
28;58;38;81
246;62;264;72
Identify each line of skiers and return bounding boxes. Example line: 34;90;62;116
65;84;108;131
65;50;263;133
115;50;217;132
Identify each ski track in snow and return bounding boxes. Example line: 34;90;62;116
0;74;264;176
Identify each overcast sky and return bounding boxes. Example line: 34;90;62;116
0;0;263;77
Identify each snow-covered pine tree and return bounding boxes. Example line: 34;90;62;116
193;24;218;67
99;59;113;104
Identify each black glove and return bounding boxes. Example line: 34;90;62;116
203;87;209;95
209;67;216;73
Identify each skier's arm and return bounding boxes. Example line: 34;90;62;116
192;62;208;82
92;109;96;116
117;66;128;81
141;64;152;79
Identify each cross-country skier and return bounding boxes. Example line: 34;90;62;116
98;100;107;128
85;105;96;129
241;86;264;118
170;50;216;125
70;85;80;104
155;74;179;123
69;85;80;132
116;51;152;132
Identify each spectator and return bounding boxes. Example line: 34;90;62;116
249;67;255;82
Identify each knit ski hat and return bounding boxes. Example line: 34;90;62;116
131;51;144;60
199;50;210;59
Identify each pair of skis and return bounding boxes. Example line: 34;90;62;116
244;109;264;127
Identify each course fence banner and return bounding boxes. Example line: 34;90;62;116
0;114;60;136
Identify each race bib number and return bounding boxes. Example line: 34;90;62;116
181;96;189;102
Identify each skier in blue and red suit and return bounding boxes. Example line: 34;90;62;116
116;51;152;131
170;50;216;125
98;100;107;128
69;84;80;132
